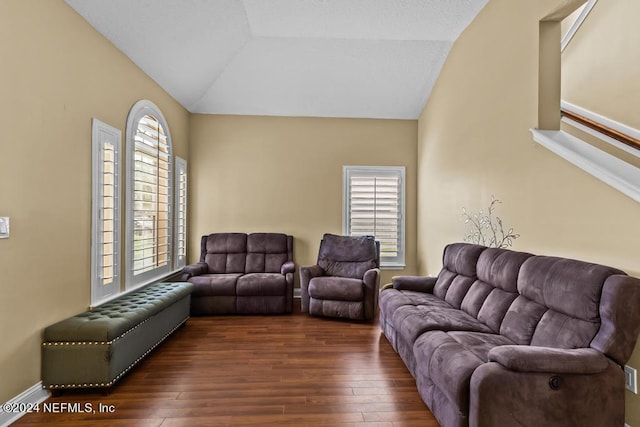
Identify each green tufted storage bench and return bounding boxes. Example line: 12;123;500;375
41;282;193;391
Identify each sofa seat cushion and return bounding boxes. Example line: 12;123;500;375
380;289;456;345
308;277;363;301
381;289;453;322
189;274;242;296
414;330;514;414
393;304;493;348
237;273;287;296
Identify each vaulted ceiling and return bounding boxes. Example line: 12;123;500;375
64;0;488;119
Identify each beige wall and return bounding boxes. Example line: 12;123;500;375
417;0;640;423
561;1;640;423
189;114;417;286
0;0;189;403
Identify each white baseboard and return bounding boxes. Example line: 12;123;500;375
0;382;50;427
293;288;301;298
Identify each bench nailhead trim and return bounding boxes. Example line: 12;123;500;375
44;316;188;389
43;315;153;346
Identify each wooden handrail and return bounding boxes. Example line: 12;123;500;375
561;108;640;151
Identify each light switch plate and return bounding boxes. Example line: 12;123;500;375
0;217;9;238
625;365;637;394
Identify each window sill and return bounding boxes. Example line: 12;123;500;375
90;268;183;309
530;129;640;203
381;264;406;271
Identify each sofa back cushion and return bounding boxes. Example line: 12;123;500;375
246;233;292;273
317;234;378;279
460;248;534;332
433;243;485;306
201;233;248;274
432;244;640;366
500;256;624;348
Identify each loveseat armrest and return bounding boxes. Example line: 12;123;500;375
391;276;437;293
488;345;609;374
281;261;296;275
182;262;208;279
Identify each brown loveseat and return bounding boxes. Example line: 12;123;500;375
181;232;295;315
380;243;640;427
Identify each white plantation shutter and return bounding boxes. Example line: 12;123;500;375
174;157;187;269
91;119;121;305
132;115;171;275
343;166;405;268
126;101;173;289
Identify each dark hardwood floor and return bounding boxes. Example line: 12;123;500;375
15;302;439;426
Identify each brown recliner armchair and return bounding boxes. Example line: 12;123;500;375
300;233;380;321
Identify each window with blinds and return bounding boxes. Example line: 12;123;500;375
91;119;121;305
126;101;173;289
132;114;171;275
174;157;187;269
343;166;405;268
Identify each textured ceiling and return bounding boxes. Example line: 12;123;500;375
64;0;488;119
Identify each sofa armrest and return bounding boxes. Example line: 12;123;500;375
488;345;609;374
381;282;394;291
391;276;437;293
182;262;208;278
281;261;296;275
470;358;623;427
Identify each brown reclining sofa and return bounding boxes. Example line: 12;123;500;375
380;243;640;427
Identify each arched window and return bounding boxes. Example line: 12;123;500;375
125;100;173;289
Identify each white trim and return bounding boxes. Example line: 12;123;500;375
561;0;598;52
89;268;182;309
125;100;174;290
173;157;188;270
561;100;640;158
0;382;49;427
531;129;640;204
91;118;122;306
382;264;406;271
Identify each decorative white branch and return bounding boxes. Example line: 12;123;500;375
462;196;520;248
